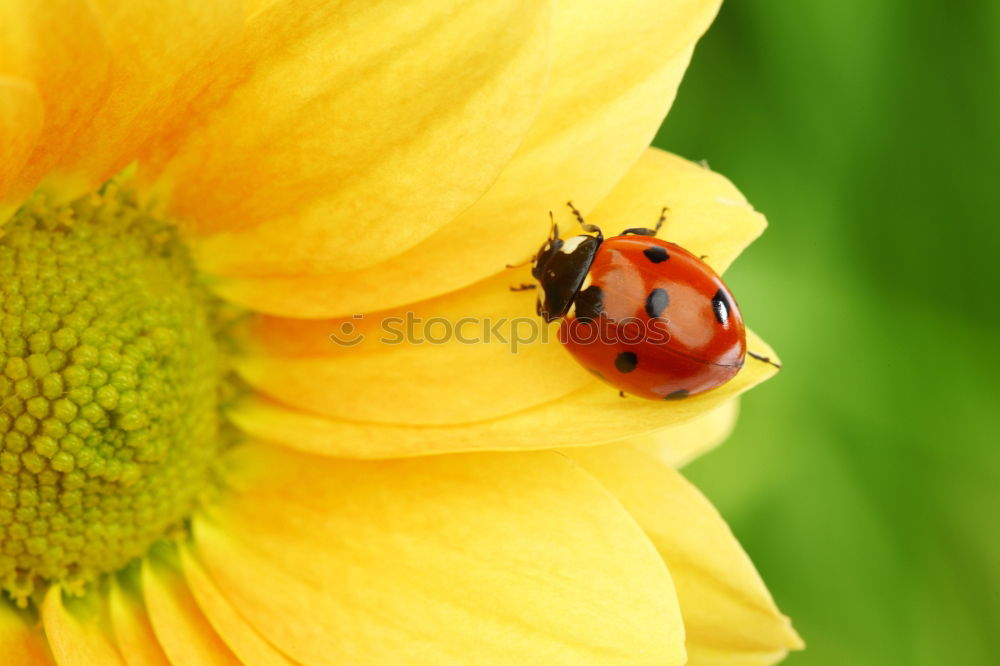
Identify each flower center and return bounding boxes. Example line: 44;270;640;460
0;182;228;604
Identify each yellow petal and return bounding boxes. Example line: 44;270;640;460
587;150;766;275
42;585;124;666
231;147;770;426
0;76;42;214
568;445;803;664
236;268;591;425
178;544;295;666
194;442;686;665
629;399;741;468
231;329;777;458
1;1;242;205
208;0;721;318
0;597;53;665
141;550;241;666
212;145;763;317
67;0;243;185
157;0;552;275
108;569;171;666
0;0;111;202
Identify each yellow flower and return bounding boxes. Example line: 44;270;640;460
0;0;802;664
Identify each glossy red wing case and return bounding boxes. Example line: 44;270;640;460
558;236;746;400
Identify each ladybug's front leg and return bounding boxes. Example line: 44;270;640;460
508;283;537;292
565;201;603;237
505;257;533;269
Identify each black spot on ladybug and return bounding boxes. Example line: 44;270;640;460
645;288;669;318
643;246;669;263
614;352;638;373
574;285;605;323
712;289;730;325
663;389;689;400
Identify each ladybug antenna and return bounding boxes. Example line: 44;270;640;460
548;210;559;240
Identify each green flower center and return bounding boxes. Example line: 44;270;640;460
0;182;230;604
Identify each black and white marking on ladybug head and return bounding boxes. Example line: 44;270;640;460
558;235;590;255
533;230;602;323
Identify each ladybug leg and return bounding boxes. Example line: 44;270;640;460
618;390;626;399
748;350;782;369
509;283;537;292
505;256;533;269
565;201;603;238
653;205;668;233
565;200;586;225
621;206;669;237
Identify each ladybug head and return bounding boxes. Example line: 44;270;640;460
531;224;602;323
530;222;563;282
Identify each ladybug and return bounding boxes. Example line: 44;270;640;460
522;202;771;401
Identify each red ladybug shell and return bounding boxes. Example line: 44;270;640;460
558;236;746;400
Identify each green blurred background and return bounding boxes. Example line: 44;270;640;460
653;2;1000;664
